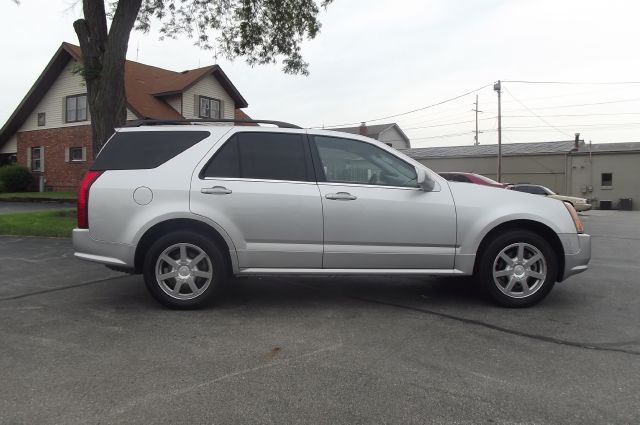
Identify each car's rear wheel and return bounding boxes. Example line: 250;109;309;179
477;230;557;307
143;231;228;309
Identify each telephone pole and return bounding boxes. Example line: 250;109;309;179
472;94;482;145
494;80;502;182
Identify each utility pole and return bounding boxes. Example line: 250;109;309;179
472;94;482;145
494;80;502;182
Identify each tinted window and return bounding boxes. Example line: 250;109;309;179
442;174;471;183
91;131;210;170
515;185;545;195
202;132;309;181
313;136;417;188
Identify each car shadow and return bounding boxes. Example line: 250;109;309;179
97;274;490;312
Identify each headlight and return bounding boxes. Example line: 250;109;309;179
564;202;584;234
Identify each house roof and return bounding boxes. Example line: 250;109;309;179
330;123;410;144
403;140;580;159
402;140;640;160
0;42;248;148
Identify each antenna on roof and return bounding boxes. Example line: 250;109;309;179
136;41;139;61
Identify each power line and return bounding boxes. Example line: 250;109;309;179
503;80;640;85
503;112;640;118
314;83;493;129
503;86;572;137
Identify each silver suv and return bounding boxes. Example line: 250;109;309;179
73;120;590;309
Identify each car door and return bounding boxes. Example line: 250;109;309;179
310;134;457;270
190;130;323;270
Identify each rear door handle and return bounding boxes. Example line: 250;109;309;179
325;192;357;201
201;186;232;195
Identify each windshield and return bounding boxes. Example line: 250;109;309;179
541;186;556;195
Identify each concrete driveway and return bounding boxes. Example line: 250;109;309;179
0;211;639;424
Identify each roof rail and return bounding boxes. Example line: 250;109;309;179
125;118;302;129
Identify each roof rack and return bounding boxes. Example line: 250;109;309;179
125;118;302;129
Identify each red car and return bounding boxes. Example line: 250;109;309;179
438;172;509;188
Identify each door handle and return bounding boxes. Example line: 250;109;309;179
325;192;357;201
201;186;232;195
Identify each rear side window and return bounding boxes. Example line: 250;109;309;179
91;131;210;170
201;132;310;181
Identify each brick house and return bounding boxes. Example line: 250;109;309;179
0;42;250;191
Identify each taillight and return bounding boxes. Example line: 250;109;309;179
77;171;102;229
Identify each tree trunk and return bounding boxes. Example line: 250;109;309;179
73;0;142;158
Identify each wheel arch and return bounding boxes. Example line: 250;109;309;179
134;218;236;275
473;219;565;282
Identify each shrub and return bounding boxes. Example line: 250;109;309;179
0;165;33;192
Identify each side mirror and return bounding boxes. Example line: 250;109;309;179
416;168;435;192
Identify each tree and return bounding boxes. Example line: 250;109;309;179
71;0;332;156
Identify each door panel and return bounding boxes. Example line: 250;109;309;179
319;183;457;269
191;179;323;268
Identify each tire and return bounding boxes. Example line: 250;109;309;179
477;229;558;307
143;231;228;309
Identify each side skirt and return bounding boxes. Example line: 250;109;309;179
236;268;468;277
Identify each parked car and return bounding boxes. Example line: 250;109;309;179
438;172;509;188
509;184;592;212
73;120;590;309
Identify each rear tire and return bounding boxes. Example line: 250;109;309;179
477;230;558;307
143;231;228;309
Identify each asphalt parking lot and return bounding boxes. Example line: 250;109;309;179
1;211;639;424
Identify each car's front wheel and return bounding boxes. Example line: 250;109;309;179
477;230;558;307
143;231;228;309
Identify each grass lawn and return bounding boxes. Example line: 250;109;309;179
0;209;76;238
0;192;77;201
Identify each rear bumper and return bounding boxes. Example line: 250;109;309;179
72;229;135;268
560;233;591;280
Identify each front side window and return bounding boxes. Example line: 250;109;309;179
202;132;309;181
66;94;87;123
31;147;42;171
313;136;417;188
601;173;613;187
199;96;221;119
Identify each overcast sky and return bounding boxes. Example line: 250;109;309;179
2;0;640;147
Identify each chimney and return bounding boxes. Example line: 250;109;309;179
359;122;368;136
574;133;580;150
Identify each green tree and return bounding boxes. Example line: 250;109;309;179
69;0;332;156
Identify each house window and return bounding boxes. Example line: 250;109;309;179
601;173;613;187
37;112;46;126
65;94;88;123
31;147;43;172
198;96;221;119
69;147;85;162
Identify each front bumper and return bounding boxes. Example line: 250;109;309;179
574;203;592;212
72;229;135;268
561;233;591;280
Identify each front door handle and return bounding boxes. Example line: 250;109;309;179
325;192;357;201
201;186;232;195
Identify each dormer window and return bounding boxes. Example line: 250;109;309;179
198;96;221;119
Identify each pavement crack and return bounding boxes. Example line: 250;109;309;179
348;295;640;357
0;275;123;302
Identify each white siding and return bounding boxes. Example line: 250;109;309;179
126;108;138;120
164;94;182;115
19;60;88;132
182;75;235;119
0;134;17;154
379;127;410;149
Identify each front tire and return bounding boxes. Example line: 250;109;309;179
477;230;558;307
143;231;228;309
